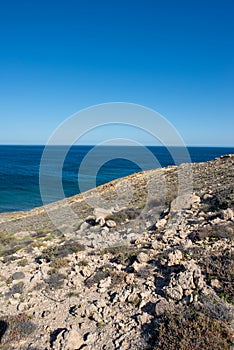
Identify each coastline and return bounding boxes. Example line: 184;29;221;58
0;154;233;349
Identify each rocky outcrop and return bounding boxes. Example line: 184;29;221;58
0;155;233;349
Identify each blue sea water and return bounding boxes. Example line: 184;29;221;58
0;145;233;213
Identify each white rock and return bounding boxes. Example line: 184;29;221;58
221;208;233;221
156;219;167;230
164;284;183;301
94;299;106;308
177;271;195;291
179;231;188;239
63;327;84;350
99;276;111;289
167;250;183;266
210;279;221;289
170;193;200;213
137;252;149;263
137;312;152;324
184;239;193;248
85;332;97;344
151;240;158;250
132;261;141;272
106;220;116;228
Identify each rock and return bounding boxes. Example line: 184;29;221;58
125;273;134;284
93;206;119;226
220;208;233;221
180;261;205;291
94;299;106;308
79;222;90;231
151;240;158;250
106;219;116;228
156;219;167;230
167;250;183;266
155;298;170;316
100;226;109;235
85;304;98;317
12;272;25;280
137;312;152;324
164;284;183;301
183;239;193;248
212;217;222;225
132;261;141;272
85;332;97;344
203;193;213;200
179;231;188;239
210;279;222;290
177;271;195;291
62;327;84;350
137;252;149;263
170;193;200;213
99;276;111;289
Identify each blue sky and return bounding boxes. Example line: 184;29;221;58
0;0;233;146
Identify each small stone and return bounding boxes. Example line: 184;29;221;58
17;302;27;311
203;193;213;200
79;222;90;231
125;273;134;284
184;239;193;249
210;279;222;289
94;299;106;308
170;193;200;213
179;231;187;239
137;252;148;263
106;220;116;228
132;261;141;272
164;284;183;301
177;271;195;291
137;312;151;324
167;250;183;266
12;272;25;280
155;298;170;316
85;332;97;344
156;219;167;230
212;217;222;224
99;276;111;289
151;240;158;250
220;208;233;221
63;327;84;350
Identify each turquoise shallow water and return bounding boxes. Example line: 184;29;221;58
0;146;233;213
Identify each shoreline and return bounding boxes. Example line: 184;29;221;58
0;154;233;349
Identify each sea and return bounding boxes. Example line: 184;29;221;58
0;145;233;213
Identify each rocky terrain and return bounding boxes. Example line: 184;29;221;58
0;154;233;349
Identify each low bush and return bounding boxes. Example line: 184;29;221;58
153;306;234;350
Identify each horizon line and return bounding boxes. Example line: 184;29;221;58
0;144;234;148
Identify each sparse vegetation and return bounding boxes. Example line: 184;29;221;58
45;271;66;289
152;306;234;350
199;249;234;304
50;257;69;269
100;244;140;266
37;240;85;263
0;313;36;348
0;155;233;349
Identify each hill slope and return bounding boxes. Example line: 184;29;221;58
0;154;233;349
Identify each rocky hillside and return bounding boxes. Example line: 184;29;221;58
0;154;233;349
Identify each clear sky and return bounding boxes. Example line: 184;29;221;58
0;0;233;146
